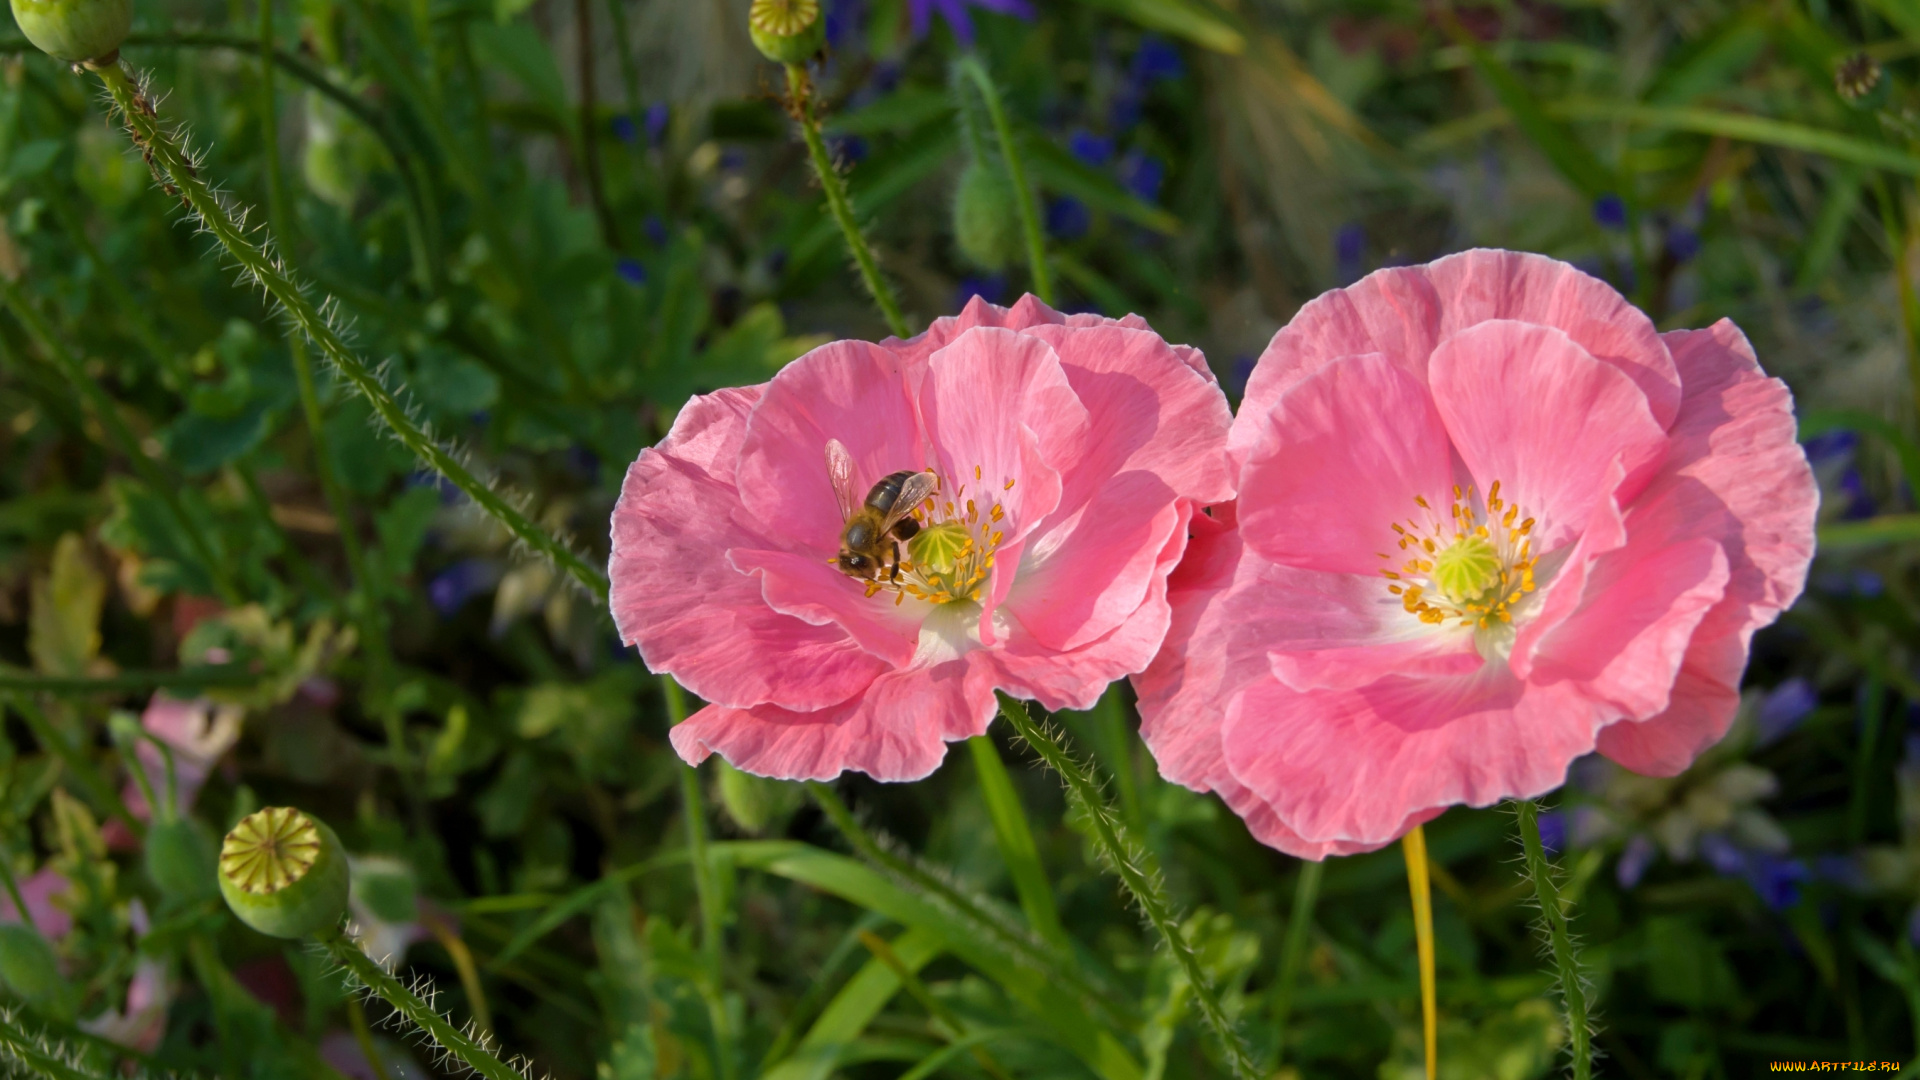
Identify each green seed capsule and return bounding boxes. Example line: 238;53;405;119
0;924;75;1020
749;0;824;65
218;807;350;939
7;0;131;64
146;817;219;902
952;161;1023;271
716;759;801;835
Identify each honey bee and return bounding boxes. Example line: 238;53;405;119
826;439;936;583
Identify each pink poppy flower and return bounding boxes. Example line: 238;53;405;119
1134;250;1817;859
0;866;74;939
611;295;1233;781
120;694;242;822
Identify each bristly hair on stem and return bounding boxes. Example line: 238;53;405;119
1511;798;1598;1080
994;693;1258;1080
90;59;610;606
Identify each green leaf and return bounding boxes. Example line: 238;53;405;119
826;88;955;137
1446;20;1616;200
29;534;104;678
1796;165;1865;291
1548;100;1920;175
968;736;1068;952
1643;12;1769;105
491;852;686;967
1068;0;1244;54
1820;514;1920;550
722;841;1145;1080
761;927;943;1080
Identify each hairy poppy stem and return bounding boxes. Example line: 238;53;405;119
1515;799;1592;1080
783;62;911;338
996;693;1256;1079
1403;825;1438;1080
955;56;1053;306
94;61;609;604
321;931;525;1080
661;676;738;1080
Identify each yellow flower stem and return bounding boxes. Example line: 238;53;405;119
1403;825;1438;1080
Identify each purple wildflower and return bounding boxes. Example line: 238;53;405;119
1046;196;1091;239
908;0;1034;48
1756;677;1818;746
1069;129;1115;167
1617;834;1657;888
1593;194;1627;229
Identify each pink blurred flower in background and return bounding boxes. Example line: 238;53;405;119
0;866;73;939
611;296;1233;781
120;694;242;822
1135;250;1818;859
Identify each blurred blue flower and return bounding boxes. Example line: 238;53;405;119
408;470;462;506
429;559;496;616
566;445;600;484
1047;196;1091;240
1700;832;1747;876
1666;224;1701;262
646;103;670;146
955;274;1007;310
1815;853;1869;890
1745;853;1810;911
615;258;647;287
1838;467;1877;520
828;135;869;163
611;114;639;145
1801;429;1857;464
1593;194;1627;230
1536;809;1567;855
1335;221;1366;283
1756;677;1818;746
645;215;670;249
1132;35;1184;82
1908;906;1920;946
1617;834;1657;888
908;0;1034;47
1228;354;1255;396
1069;129;1115;167
1118;151;1165;202
826;0;865;47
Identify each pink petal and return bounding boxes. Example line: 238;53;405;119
1132;504;1252;794
670;658;998;782
917;327;1081;640
0;868;73;940
1219;666;1600;847
1526;535;1729;719
884;293;1154;367
1216;772;1445;860
610;388;887;711
1428;320;1667;550
1425;249;1681;427
1006;476;1182;652
1593;321;1816;772
990;502;1192;709
1236;353;1455;574
729;547;925;668
1270;632;1483;693
736;340;926;554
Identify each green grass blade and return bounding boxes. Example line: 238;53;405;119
1067;0;1244;54
967;736;1069;952
1797;165;1866;291
762;927;944;1080
1443;16;1616;199
488;853;685;967
722;840;1144;1080
1548;100;1920;175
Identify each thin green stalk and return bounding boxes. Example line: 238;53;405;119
661;676;736;1080
803;778;1133;1028
782;63;910;338
956;56;1053;305
1514;799;1591;1080
0;276;239;605
858;929;1014;1080
0;856;34;935
1850;673;1886;846
1271;858;1322;1064
0;666;253;694
95;62;608;603
346;996;397;1080
995;694;1255;1079
321;933;525;1080
1403;825;1437;1080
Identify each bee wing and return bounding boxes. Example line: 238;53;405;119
882;471;939;532
824;439;860;523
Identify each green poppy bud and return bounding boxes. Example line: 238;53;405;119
749;0;824;65
1835;52;1888;110
0;924;74;1020
218;807;350;939
146;817;219;902
8;0;131;64
952;161;1023;271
